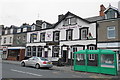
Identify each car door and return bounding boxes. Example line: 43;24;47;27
27;57;35;66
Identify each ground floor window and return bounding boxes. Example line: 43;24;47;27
37;46;42;57
8;50;19;57
32;46;36;56
72;46;85;59
52;46;59;57
27;46;31;56
88;54;98;66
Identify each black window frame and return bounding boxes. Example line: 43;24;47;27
66;29;73;41
53;31;60;42
79;27;89;40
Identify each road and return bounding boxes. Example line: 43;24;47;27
2;62;120;78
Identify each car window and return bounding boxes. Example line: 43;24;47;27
40;57;48;61
29;57;35;60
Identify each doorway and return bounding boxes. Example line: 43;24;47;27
62;50;68;62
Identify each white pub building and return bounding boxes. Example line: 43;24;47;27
26;12;97;65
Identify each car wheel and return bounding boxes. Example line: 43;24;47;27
35;64;40;69
21;62;25;67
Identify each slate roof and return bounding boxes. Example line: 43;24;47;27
84;16;104;22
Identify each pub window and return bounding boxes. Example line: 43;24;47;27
81;29;88;39
53;31;60;41
40;32;45;42
76;54;85;65
66;29;73;40
63;17;76;26
32;46;36;56
52;46;59;57
89;46;95;50
89;54;95;60
37;46;42;57
70;17;77;25
27;46;31;56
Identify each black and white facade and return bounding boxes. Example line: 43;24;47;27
26;12;97;65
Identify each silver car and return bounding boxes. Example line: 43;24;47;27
20;56;53;69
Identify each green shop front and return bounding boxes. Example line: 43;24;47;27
74;49;118;75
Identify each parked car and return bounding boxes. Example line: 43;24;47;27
20;56;53;69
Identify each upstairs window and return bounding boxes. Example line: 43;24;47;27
31;25;36;31
66;29;73;41
42;23;46;29
107;26;115;39
4;37;6;43
9;37;12;43
40;32;45;42
10;29;13;34
80;27;88;40
63;17;76;26
53;31;60;41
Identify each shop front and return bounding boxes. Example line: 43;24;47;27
7;47;25;61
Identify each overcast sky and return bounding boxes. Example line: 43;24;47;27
0;0;119;27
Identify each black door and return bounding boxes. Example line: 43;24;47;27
62;50;67;62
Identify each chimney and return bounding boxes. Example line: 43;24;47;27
99;4;106;16
36;20;42;25
58;14;64;21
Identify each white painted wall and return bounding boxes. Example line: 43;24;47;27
1;35;14;45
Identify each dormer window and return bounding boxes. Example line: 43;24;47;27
5;30;8;34
42;23;46;29
23;27;27;32
17;28;21;33
105;9;118;19
31;25;36;31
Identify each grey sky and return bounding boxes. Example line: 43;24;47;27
0;0;119;27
